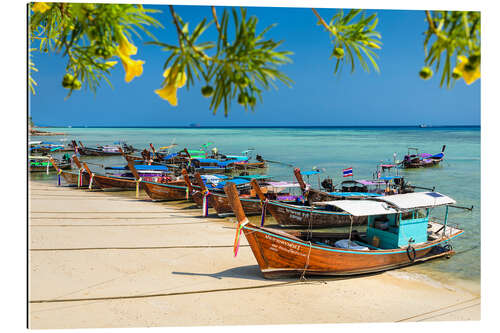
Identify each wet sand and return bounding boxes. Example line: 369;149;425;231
28;180;480;329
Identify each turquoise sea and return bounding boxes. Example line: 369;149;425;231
30;126;480;287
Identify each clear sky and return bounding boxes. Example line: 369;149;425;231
29;5;481;127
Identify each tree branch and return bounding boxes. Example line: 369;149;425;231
169;5;184;52
212;6;220;32
425;10;437;33
311;8;335;35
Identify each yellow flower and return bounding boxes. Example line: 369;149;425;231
117;49;144;83
118;32;137;57
32;2;50;13
455;55;480;85
104;61;118;69
155;67;187;106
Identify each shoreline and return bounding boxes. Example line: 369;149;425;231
29;127;66;136
28;179;480;328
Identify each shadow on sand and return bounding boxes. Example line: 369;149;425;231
172;264;384;282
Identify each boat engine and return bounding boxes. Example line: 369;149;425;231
321;178;335;192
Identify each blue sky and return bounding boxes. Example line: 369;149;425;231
29;5;480;127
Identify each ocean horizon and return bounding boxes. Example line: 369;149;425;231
36;125;481;129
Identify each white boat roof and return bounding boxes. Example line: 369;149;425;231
316;200;399;217
373;192;456;209
315;192;456;216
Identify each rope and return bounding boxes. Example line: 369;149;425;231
29;280;300;304
395;296;480;322
30;244;251;251
300;241;312;281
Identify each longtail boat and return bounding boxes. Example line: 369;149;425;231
182;170;211;209
72;140;136;157
193;173;302;217
251;179;366;228
126;158;188;201
47;155;98;188
225;182;463;279
29;155;72;173
81;162;138;190
295;168;414;205
400;146;446;168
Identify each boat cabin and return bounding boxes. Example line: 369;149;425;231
316;192;456;250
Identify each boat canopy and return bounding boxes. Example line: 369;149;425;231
134;165;168;171
301;170;321;176
213;178;250;188
348;179;383;186
226;155;249;161
159;144;178;150
29;155;50;160
194;158;234;167
162;152;178;160
379;176;401;181
237;175;270;180
266;181;303;188
373;192;456;209
201;175;229;180
314;200;398;217
326;192;383;197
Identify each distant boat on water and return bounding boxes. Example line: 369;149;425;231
189;123;201;128
418;124;431;128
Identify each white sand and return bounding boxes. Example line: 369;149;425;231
28;181;480;329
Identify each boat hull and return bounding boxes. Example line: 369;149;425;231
142;181;189;201
266;201;367;228
91;175;140;190
210;193;263;216
59;171;100;188
233;162;267;170
242;224;461;278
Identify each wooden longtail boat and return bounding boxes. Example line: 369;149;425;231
81;161;139;190
251;179;366;228
294;168;342;203
29;155;71;173
182;170;211;208
225;182;463;279
126;158;188;201
73;140;136;157
193;173;301;217
400;146;446;169
46;155;98;188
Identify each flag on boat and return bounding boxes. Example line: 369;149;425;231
343;167;353;177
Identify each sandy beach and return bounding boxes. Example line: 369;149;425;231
28;180;480;329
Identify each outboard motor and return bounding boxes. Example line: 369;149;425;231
321;178;335;192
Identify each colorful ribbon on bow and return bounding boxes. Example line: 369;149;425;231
135;177;142;198
77;168;83;187
233;218;249;257
89;173;94;190
185;186;189;200
202;190;210;217
57;169;62;186
260;199;268;226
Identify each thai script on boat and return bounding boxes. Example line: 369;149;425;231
264;234;305;257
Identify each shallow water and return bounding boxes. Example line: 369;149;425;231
30;126;480;286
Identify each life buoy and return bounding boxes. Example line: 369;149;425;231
406;245;416;262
